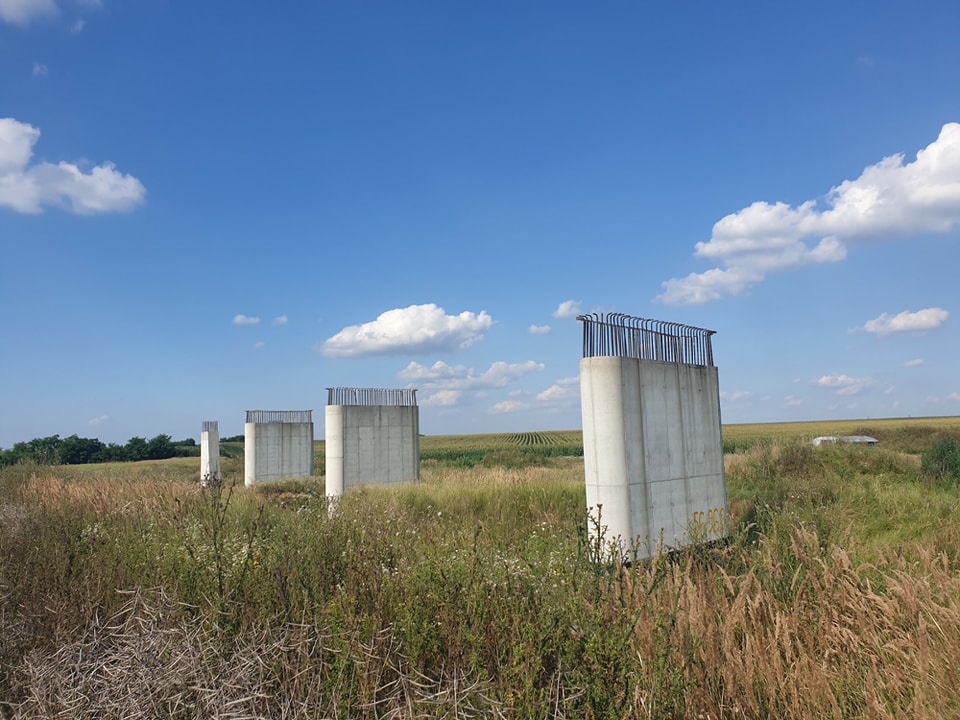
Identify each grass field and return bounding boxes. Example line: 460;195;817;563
721;415;960;453
2;417;959;718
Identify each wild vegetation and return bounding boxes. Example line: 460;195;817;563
1;418;959;718
0;433;200;467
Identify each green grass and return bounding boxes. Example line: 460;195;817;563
3;419;960;718
721;415;960;453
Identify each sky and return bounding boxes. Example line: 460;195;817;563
2;1;960;447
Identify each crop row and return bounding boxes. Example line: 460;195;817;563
506;431;582;447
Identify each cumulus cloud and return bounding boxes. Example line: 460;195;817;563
0;117;145;214
233;314;260;325
813;374;873;396
87;414;109;426
785;395;804;407
537;377;579;402
420;390;462;407
0;0;57;25
322;304;493;358
398;359;544;391
553;300;582;319
272;314;288;326
32;62;47;77
659;123;960;304
863;307;948;336
904;358;925;367
528;324;551;335
492;400;526;413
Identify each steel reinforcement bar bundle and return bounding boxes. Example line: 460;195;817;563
326;387;419;407
577;313;716;367
245;410;314;424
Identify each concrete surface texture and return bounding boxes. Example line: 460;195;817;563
325;404;420;497
580;355;727;560
244;410;314;486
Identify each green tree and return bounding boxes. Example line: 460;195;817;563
125;436;149;461
60;435;107;465
146;434;176;460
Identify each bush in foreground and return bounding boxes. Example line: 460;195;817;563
922;436;960;486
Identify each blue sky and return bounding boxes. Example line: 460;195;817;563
2;1;959;447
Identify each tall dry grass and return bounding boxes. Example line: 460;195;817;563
2;436;960;718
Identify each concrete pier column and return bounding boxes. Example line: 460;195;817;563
244;410;314;486
324;388;419;497
200;420;221;488
243;421;257;486
578;314;727;561
325;405;344;498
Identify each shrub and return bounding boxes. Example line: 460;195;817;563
921;437;960;486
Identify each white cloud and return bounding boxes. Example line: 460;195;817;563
272;314;288;326
492;400;526;413
398;360;465;382
659;123;960;304
904;358;925;367
0;0;57;25
658;267;764;305
398;359;544;391
322;304;493;358
253;341;265;349
70;17;83;32
720;390;753;401
420;390;462;407
949;392;960;401
87;414;109;426
32;62;47;77
528;324;551;335
863;307;948;336
553;300;582;319
813;374;873;396
233;314;260;325
536;385;570;402
785;395;804;407
0;117;145;214
537;376;579;402
1;120;40;174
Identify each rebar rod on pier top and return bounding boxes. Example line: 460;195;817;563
202;420;218;433
577;313;716;367
326;387;419;407
245;410;313;424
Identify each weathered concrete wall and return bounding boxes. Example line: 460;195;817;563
325;405;419;497
580;356;727;559
244;414;314;486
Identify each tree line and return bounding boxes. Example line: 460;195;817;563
0;434;201;467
